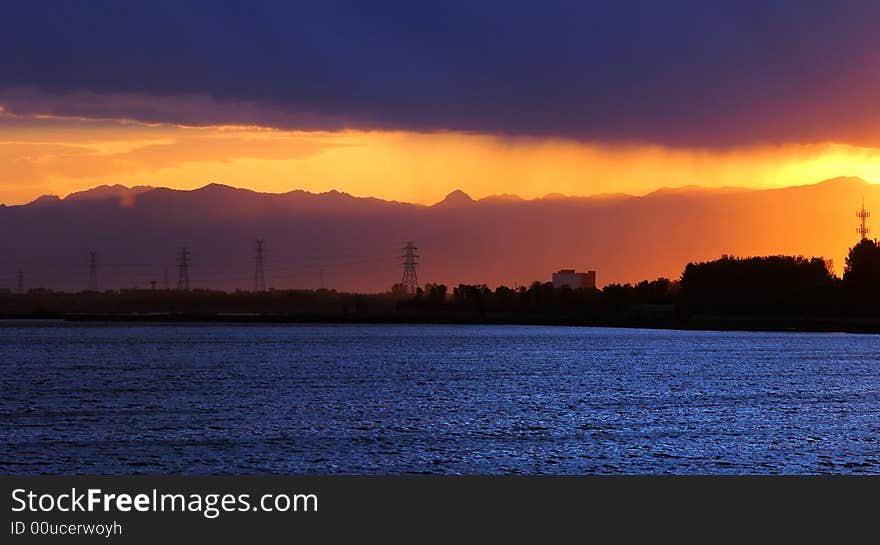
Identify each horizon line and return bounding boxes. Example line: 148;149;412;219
5;175;875;208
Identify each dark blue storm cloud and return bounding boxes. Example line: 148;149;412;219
2;1;880;145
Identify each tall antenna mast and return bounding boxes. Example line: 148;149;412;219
177;247;190;290
401;241;419;295
254;238;266;292
857;198;871;240
88;250;98;291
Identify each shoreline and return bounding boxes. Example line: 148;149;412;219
3;312;880;334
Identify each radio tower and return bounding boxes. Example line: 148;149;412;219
16;269;23;294
857;199;871;241
401;241;419;295
177;247;190;290
254;238;266;292
88;250;98;291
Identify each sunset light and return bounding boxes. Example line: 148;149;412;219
2;108;880;206
6;1;880;509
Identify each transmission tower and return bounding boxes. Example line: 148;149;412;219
88;250;98;291
857;198;871;240
15;269;23;294
177;247;190;290
254;238;266;292
401;241;419;295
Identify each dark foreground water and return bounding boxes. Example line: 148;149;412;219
2;321;879;474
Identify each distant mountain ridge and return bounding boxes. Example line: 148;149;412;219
1;177;875;293
20;181;766;209
65;184;156;202
433;189;475;207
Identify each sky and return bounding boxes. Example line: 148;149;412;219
3;1;880;205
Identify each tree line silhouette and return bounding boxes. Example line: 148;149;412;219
3;239;880;327
678;239;880;316
399;238;880;320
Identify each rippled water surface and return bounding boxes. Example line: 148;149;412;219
2;321;880;474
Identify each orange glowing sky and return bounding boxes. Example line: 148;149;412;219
6;3;880;293
2;109;880;206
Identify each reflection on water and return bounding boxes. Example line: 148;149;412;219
2;321;879;474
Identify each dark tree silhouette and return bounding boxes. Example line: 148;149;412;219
843;239;880;292
679;255;835;313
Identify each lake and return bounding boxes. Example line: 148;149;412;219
1;321;879;474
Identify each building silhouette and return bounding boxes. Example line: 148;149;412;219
552;269;596;289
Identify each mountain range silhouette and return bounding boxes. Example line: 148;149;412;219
1;177;874;292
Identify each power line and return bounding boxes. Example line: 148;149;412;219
177;247;190;291
254;238;266;292
4;250;404;292
402;241;419;295
88;250;98;291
